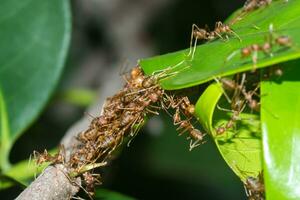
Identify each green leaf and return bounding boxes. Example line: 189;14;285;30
95;189;136;200
0;0;71;170
0;89;11;171
261;60;300;200
140;0;300;90
195;83;262;181
56;88;97;107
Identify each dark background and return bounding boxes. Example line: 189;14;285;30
4;0;247;199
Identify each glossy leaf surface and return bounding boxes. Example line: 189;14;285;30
0;0;71;170
261;60;300;200
140;0;300;90
195;83;262;181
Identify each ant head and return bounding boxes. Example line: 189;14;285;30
131;66;143;79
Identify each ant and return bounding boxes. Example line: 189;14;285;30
215;104;246;135
175;118;205;151
192;22;240;42
213;22;241;41
82;172;101;197
262;65;283;80
188;22;241;59
244;172;265;200
241;84;260;111
33;146;65;165
167;95;205;150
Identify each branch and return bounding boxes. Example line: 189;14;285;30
16;165;80;200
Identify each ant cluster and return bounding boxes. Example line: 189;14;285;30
33;65;204;196
216;72;260;135
244;173;265;200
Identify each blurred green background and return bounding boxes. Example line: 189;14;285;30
1;0;247;199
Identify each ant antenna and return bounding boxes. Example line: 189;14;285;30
84;112;96;120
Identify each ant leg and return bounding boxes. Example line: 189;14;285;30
187;24;201;58
176;123;192;135
224;49;240;65
191;37;198;60
252;24;260;30
152;60;188;82
214;77;232;103
125;85;159;96
251;50;258;72
146;108;159;115
230;30;242;42
84;112;96;120
217;104;234;113
130;117;144;137
214;31;225;41
118;60;130;76
189;139;200;151
215;21;223;27
187;24;196;57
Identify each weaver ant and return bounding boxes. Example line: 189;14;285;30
82;172;101;197
216;73;260;135
33;145;65;165
188;22;241;59
244;172;265;200
166;94;205;150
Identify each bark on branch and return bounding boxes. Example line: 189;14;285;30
16;165;81;200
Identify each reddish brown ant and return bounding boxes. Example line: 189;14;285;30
212;22;241;41
188;128;206;151
191;22;240;42
82;172;101;197
241;84;260;111
216;73;253;135
244;172;265;200
188;22;241;59
166;95;205;150
33;146;65;165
